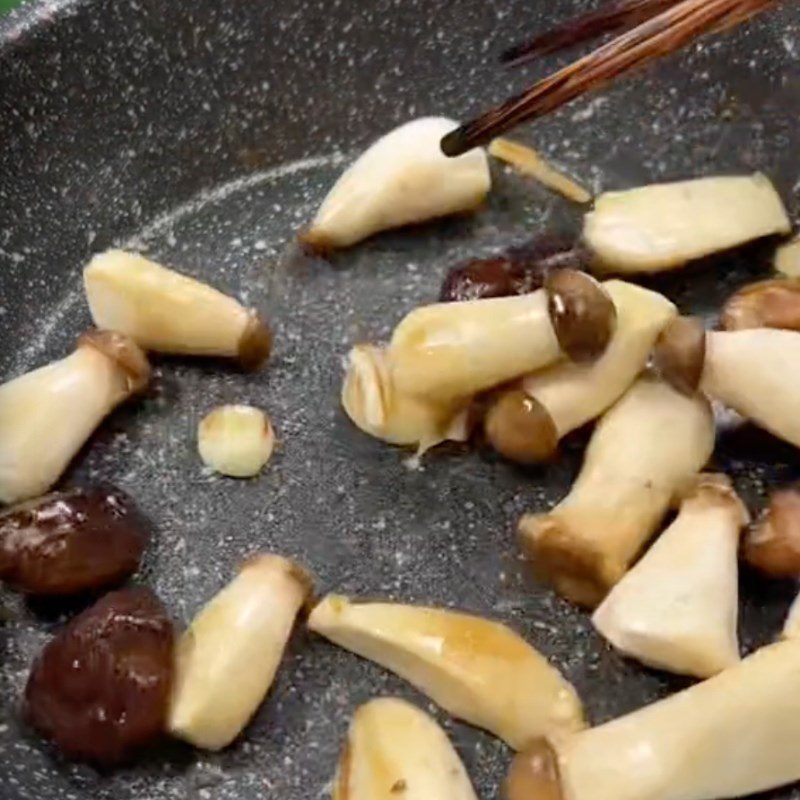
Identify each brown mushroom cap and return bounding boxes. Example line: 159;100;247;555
653;316;706;397
485;389;558;464
743;486;800;578
546;269;616;362
504;739;565;800
237;311;272;371
78;329;151;394
721;279;800;332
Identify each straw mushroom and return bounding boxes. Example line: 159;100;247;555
520;377;715;607
505;639;800;800
308;594;584;749
592;474;748;678
721;279;800;332
0;331;150;505
584;174;790;274
333;698;479;800
702;329;800;450
301;117;491;251
743;485;800;578
169;555;312;750
84;250;271;369
652;316;707;396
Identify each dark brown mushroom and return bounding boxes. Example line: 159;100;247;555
484;388;558;464
504;739;565;800
743;485;800;578
721;279;800;332
652;316;706;396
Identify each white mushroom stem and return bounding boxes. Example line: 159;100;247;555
584;174;790;273
520;377;715;608
302;117;490;250
84;250;271;369
333;698;479;800
522;281;675;439
388;289;561;403
702;329;800;449
551;639;800;800
0;331;150;505
592;474;748;679
308;594;585;749
168;555;312;751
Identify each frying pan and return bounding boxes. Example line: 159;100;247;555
1;1;800;798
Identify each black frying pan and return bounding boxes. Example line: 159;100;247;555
1;1;799;798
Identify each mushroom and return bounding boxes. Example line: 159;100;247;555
743;484;800;578
308;594;585;749
84;249;271;369
497;281;675;462
300;117;491;251
702;329;800;450
721;279;800;332
505;639;800;800
775;237;800;278
781;590;800;640
592;474;748;679
168;555;312;750
519;377;715;608
197;405;275;478
333;698;479;800
0;331;151;505
389;277;615;404
652;316;707;396
584;174;790;274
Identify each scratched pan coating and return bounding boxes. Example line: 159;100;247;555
1;1;799;798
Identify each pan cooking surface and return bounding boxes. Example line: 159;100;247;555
1;1;800;798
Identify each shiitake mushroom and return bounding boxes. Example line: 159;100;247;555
0;486;149;596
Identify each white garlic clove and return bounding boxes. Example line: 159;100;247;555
197;405;275;478
168;555;312;750
585;174;790;274
84;249;271;368
0;331;150;505
302;117;490;250
308;594;585;749
333;698;479;800
520;377;715;608
592;474;748;678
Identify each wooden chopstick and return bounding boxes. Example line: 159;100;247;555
441;0;780;157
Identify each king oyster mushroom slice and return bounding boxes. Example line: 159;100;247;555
702;328;800;449
308;595;585;749
721;278;800;332
0;331;150;505
169;555;312;750
505;639;800;800
519;377;715;608
511;281;675;460
389;277;615;404
84;250;271;369
301;117;490;251
584;174;790;274
592;474;748;679
333;698;478;800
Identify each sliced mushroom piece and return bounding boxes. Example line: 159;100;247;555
507;639;800;800
721;279;800;332
743;485;800;578
585;174;790;274
702;329;800;450
333;698;479;800
514;281;675;459
592;474;748;678
308;594;585;749
652;316;707;396
775;237;800;278
169;555;312;750
84;249;271;369
301;117;491;251
520;377;715;608
0;331;150;505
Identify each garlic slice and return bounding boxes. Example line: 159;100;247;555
308;594;585;749
702;329;800;449
521;281;676;442
585;174;790;274
531;639;800;800
198;405;275;478
0;331;150;505
84;250;271;369
333;698;478;800
520;377;715;608
168;555;312;750
592;474;748;678
301;117;490;250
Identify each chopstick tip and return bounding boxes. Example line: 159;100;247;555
440;126;473;158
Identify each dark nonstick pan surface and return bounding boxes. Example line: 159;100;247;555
1;1;800;798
